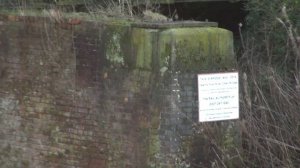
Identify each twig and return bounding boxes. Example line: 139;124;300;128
212;147;228;168
277;5;300;82
242;73;252;110
264;137;300;152
238;23;245;50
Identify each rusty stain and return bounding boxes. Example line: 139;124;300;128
68;18;81;25
7;15;18;21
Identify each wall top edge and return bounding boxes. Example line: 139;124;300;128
132;21;218;29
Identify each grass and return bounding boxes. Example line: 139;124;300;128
0;1;166;23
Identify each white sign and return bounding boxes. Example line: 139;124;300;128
198;72;239;122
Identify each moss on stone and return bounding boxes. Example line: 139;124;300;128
0;144;29;168
131;28;159;70
104;26;127;66
129;26;235;72
148;107;161;168
158;27;235;72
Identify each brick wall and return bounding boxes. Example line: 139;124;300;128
0;15;153;168
0;15;181;168
0;14;237;168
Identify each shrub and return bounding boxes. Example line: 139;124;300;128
237;1;300;167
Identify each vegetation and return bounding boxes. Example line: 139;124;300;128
238;1;300;167
2;0;300;167
199;0;300;167
173;0;300;167
0;0;164;22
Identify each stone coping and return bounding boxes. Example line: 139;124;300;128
132;21;218;29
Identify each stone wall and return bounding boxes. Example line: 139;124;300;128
0;14;236;167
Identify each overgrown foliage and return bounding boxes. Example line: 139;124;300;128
243;0;300;70
0;0;163;22
190;1;300;168
237;1;300;167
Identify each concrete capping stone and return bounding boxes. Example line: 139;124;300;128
132;21;218;29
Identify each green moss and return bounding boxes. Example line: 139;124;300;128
104;27;127;66
148;108;161;168
131;28;159;70
0;144;29;168
106;138;125;168
158;27;235;72
121;69;152;93
71;18;132;69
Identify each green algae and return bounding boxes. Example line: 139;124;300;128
158;27;235;72
131;28;159;70
148;107;161;168
104;26;127;66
